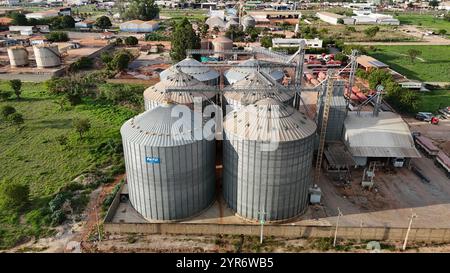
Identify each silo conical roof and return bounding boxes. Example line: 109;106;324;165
224;98;317;142
224;58;284;84
145;69;216;106
121;103;203;147
223;71;293;106
160;57;219;83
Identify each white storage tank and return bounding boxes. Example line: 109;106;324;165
242;15;256;30
7;46;29;67
33;44;61;68
224;58;285;85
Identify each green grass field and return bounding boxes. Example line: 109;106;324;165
368;45;450;82
0;81;137;249
418;89;450;112
395;14;450;34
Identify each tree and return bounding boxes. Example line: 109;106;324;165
0;90;12;101
9;12;27;26
337;18;344;24
445;12;450;22
8;112;24;126
1;105;16;120
0;180;30;211
367;69;393;89
9;79;22;100
399;90;421;112
125;36;139;46
59;15;75;29
119;0;160;21
46;31;69;42
170;18;200;62
438;29;447;36
95;15;112;29
199;22;209;38
364;26;380;37
407;48;422;63
429;0;439;8
334;53;349;63
110;50;132;71
73;118;91;139
260;35;273;48
345;26;356;32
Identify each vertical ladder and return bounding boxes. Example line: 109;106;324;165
314;70;336;184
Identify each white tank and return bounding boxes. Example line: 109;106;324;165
7;46;29;67
33;44;61;68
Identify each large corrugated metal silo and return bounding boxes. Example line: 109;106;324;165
222;98;317;221
121;103;216;221
7;46;29;67
144;69;216;111
223;71;294;111
212;36;233;58
224;58;284;85
242;15;256;30
316;80;348;142
33;44;61;68
160;57;219;86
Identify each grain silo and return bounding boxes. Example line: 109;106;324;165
212;36;233;58
222;98;317;221
121;103;216;221
33;44;61;68
206;16;226;30
225;19;240;30
160;57;219;86
224;58;284;85
241;15;256;30
223;71;294;111
316;80;348;142
7;46;29;67
144;69;216;111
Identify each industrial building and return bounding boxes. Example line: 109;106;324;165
272;38;323;49
316;12;346;25
343;111;420;167
119;20;160;33
115;44;427;226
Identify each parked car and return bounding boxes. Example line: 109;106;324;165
438;107;450;119
415;112;433;121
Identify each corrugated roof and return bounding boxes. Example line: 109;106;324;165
160;57;220;83
224;58;284;84
223;98;316;142
223;71;293;106
144;69;215;106
344;111;420;158
206;16;226;28
121;103;203;147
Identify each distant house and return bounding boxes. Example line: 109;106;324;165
316;12;345;25
356;55;389;72
272;38;323;49
439;1;450;11
25;10;59;20
0;17;13;26
29;36;48;45
75;20;95;29
9;25;35;36
120;20;159;33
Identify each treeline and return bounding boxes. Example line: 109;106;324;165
357;69;421;113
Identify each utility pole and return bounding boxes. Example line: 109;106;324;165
402;211;417;251
333;208;343;247
258;210;267;244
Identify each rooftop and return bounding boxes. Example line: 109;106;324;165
344;111;421;158
357;55;389;69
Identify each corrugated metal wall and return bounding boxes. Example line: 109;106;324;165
316;80;348;142
222;134;316;221
122;133;216;221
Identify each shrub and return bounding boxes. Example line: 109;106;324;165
0;180;30;211
124;36;139;46
1;105;16;119
0;90;12;101
46;31;69;42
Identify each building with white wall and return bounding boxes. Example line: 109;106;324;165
272;38;323;49
316;12;345;25
120;20;159;32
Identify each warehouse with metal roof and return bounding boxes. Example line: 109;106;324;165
343;111;421;166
